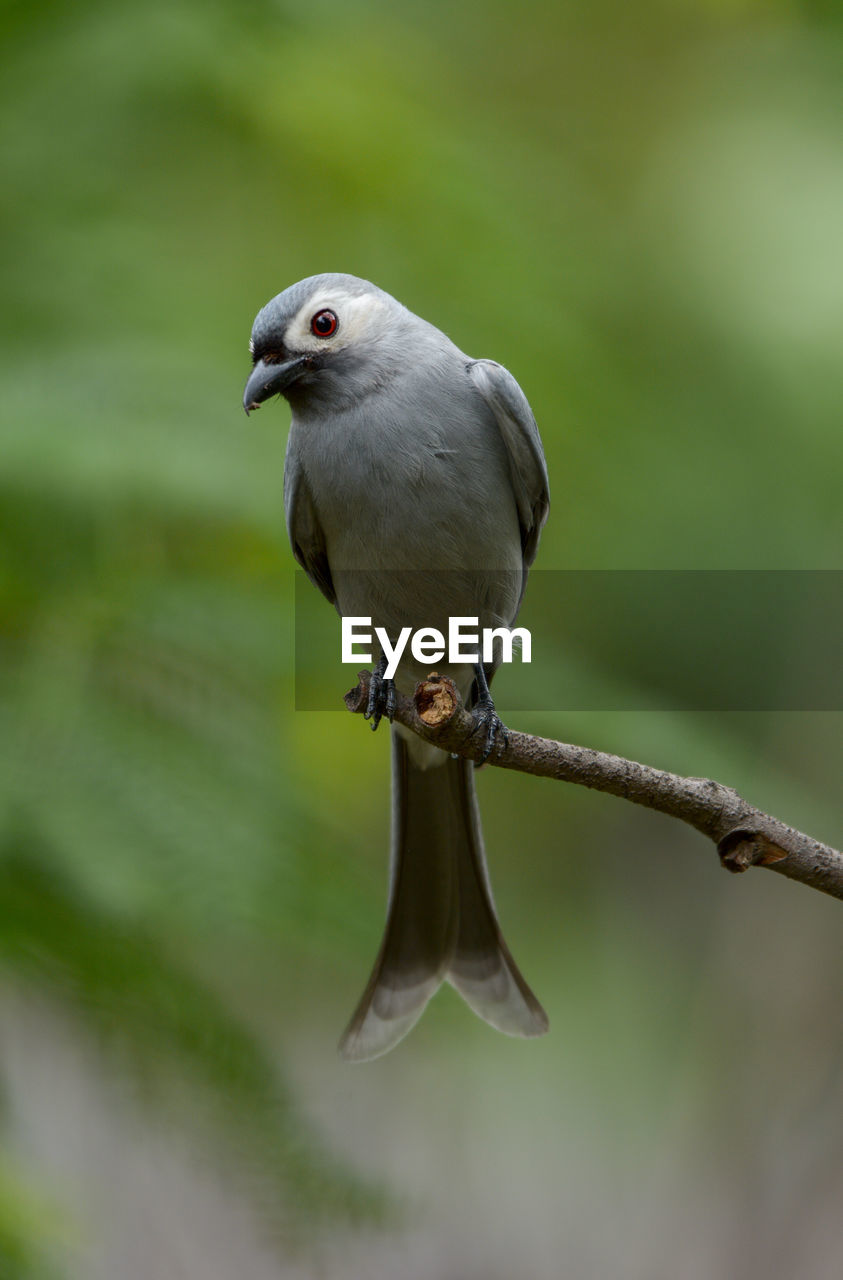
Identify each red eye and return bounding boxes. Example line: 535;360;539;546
311;309;338;338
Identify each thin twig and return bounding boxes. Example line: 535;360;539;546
344;671;843;902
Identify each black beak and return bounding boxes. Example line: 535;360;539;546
243;356;310;414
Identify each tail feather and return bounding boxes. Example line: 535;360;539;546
338;731;547;1062
448;754;549;1037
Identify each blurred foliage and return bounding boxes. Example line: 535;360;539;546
0;0;841;1274
0;1152;66;1280
0;835;386;1230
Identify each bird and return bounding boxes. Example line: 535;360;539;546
243;273;550;1061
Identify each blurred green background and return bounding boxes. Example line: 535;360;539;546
1;0;842;1275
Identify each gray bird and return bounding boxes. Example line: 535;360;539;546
243;274;550;1061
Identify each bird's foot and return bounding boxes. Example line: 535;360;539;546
469;664;509;765
364;658;396;732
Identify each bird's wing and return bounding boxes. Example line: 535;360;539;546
467;359;550;567
284;444;335;605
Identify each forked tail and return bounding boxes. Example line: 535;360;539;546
339;731;548;1062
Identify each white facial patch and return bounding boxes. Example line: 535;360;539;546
284;289;390;355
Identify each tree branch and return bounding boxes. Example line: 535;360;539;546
344;672;843;902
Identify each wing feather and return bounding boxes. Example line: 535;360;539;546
283;441;335;605
468;359;550;567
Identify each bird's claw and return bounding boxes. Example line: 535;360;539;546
469;663;508;764
470;699;508;765
364;663;396;732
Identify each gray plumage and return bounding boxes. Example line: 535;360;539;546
243;273;550;1060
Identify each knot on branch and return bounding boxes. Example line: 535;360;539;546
718;828;789;874
414;673;458;728
344;670;372;715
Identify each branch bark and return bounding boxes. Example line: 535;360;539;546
344;671;843;902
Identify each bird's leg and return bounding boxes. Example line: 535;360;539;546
365;653;396;732
470;663;509;765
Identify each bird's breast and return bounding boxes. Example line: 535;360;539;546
290;392;524;633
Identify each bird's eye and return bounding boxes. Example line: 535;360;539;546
310;309;339;338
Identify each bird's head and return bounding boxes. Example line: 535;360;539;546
243;273;408;414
